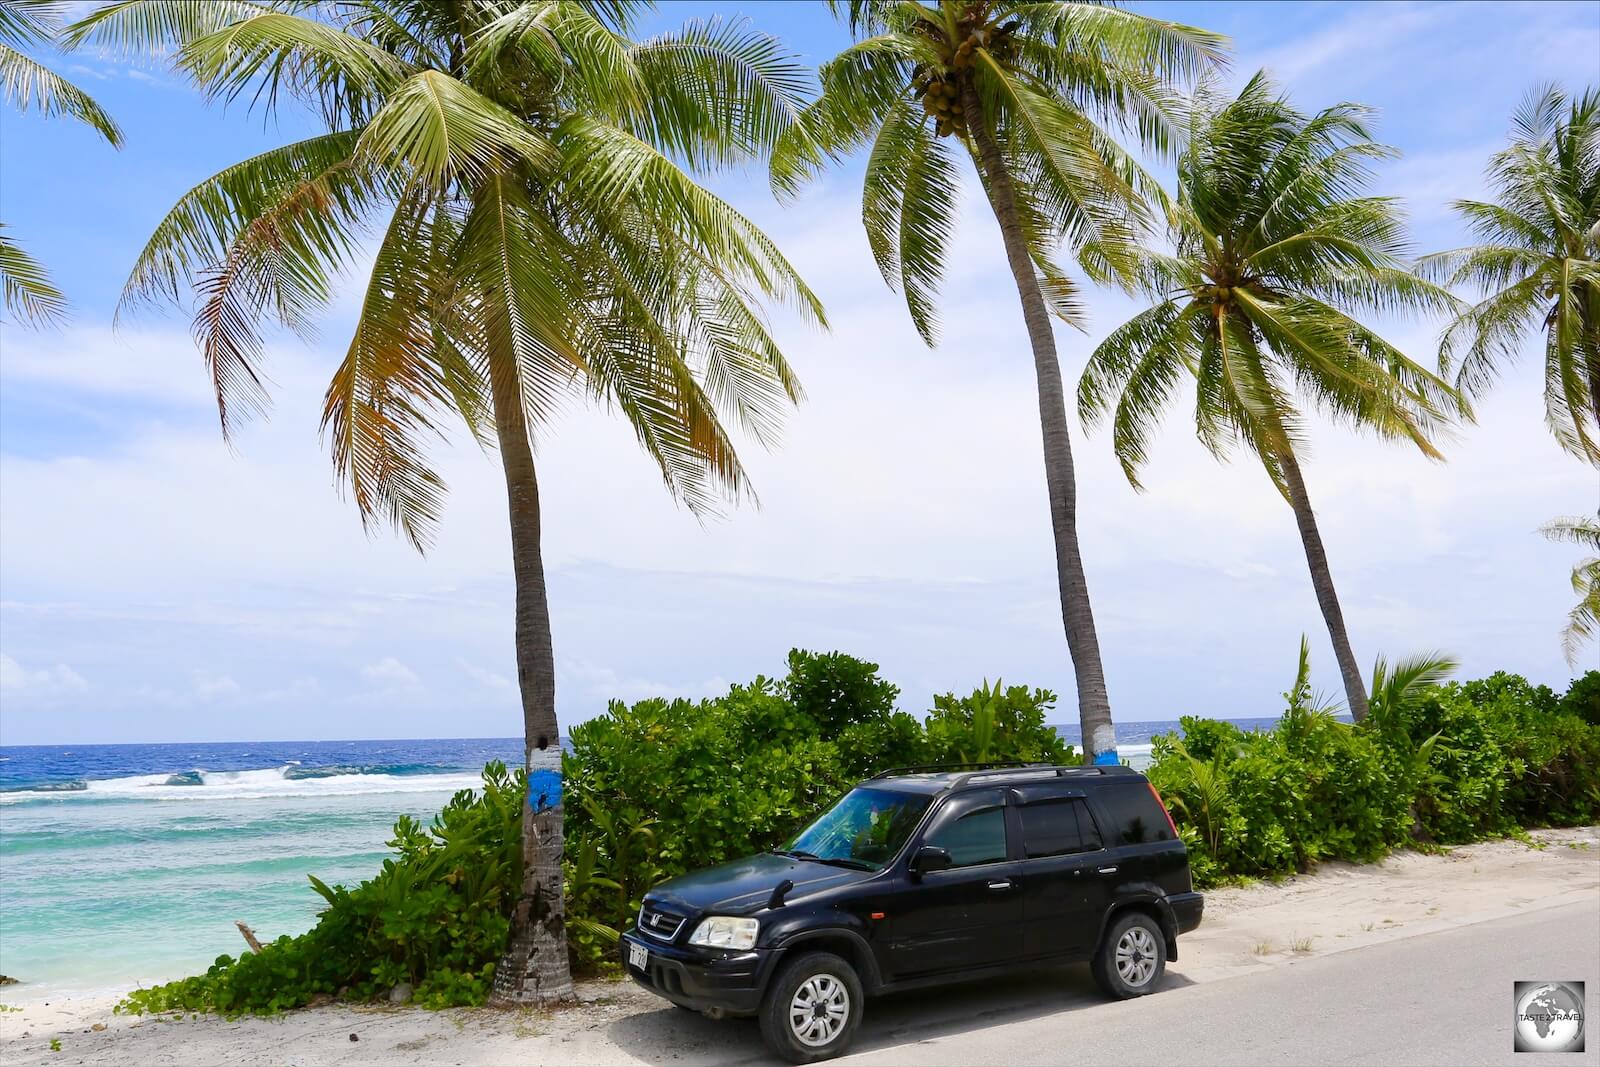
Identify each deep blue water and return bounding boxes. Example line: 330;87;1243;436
0;737;529;794
0;720;1295;795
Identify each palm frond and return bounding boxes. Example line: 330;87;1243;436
1422;82;1600;463
1080;299;1198;487
769;34;917;198
0;37;122;144
0;224;66;325
1368;650;1457;721
322;194;457;552
859;97;956;344
559;115;823;325
357;69;556;191
176;9;414;124
119;130;377;313
62;0;271;57
631;18;811;169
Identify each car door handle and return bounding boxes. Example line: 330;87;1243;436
987;879;1014;890
1097;866;1118;875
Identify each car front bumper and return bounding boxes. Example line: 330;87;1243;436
620;930;778;1017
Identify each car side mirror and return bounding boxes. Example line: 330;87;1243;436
911;845;951;875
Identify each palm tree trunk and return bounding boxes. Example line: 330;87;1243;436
486;360;575;1007
1274;443;1372;721
960;84;1116;764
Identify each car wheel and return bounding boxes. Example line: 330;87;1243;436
1091;912;1167;999
758;951;863;1064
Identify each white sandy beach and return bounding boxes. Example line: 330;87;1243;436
4;826;1597;1066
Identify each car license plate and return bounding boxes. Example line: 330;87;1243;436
628;941;648;971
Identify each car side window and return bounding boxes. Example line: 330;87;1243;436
1019;800;1079;858
1020;798;1103;858
1073;799;1104;852
925;805;1008;867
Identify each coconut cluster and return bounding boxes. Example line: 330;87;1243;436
911;18;1021;139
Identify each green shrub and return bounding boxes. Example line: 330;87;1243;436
1152;712;1409;882
1152;650;1600;888
1558;671;1600;726
1162;716;1246;763
922;680;1073;765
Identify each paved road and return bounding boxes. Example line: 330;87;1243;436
827;901;1599;1066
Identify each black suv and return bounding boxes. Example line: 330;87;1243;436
620;763;1203;1062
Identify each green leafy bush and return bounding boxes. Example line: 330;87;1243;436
1152;651;1600;888
1150;643;1411;882
1557;670;1600;726
922;679;1072;765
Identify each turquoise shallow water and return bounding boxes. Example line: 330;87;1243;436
0;787;475;999
0;738;523;1000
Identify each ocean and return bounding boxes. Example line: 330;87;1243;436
0;721;1277;1001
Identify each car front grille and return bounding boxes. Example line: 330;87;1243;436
638;902;688;942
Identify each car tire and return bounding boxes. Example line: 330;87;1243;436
1091;911;1167;999
758;951;863;1064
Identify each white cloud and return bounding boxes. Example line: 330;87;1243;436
1250;3;1453;85
0;653;88;694
563;659;732;706
459;660;514;692
361;656;421;690
190;669;240;702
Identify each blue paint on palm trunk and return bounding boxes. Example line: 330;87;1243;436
1092;748;1121;766
528;768;562;812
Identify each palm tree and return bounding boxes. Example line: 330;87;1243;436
771;0;1225;764
1541;515;1600;666
1078;73;1459;721
1;0;122;324
67;0;819;1004
1420;85;1600;463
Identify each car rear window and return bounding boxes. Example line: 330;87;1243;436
1095;783;1176;845
1019;798;1102;858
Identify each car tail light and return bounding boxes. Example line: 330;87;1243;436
1148;781;1179;838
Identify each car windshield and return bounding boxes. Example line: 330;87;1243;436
780;787;931;872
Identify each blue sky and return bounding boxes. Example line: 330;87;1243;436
1;1;1597;745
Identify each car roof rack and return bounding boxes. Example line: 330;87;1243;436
870;761;1045;780
870;762;1140;789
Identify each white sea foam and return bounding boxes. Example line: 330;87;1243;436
1120;743;1155;770
0;766;486;804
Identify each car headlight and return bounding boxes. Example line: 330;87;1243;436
687;915;759;950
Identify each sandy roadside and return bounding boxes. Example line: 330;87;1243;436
4;826;1596;1067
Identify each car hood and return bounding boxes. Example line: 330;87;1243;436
646;852;874;916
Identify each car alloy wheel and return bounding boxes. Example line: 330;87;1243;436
1115;925;1159;987
761;951;864;1063
788;973;850;1047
